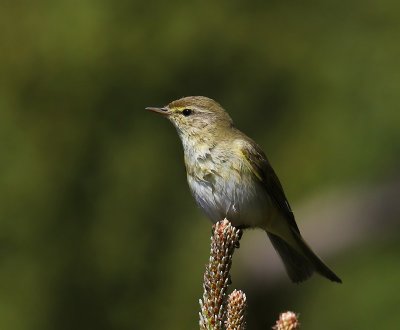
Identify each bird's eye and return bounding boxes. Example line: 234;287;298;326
182;109;192;116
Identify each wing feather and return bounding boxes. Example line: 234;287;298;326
240;141;300;233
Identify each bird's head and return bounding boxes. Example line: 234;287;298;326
146;96;233;139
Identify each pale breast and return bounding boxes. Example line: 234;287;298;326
185;143;273;227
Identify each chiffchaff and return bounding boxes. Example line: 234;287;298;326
146;96;341;283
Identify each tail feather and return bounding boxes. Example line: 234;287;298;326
267;231;342;283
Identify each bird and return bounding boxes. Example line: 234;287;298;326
146;96;341;283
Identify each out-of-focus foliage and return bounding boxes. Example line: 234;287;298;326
1;1;399;329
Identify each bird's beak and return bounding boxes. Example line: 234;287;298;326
145;106;170;116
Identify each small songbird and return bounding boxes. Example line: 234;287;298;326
146;96;341;283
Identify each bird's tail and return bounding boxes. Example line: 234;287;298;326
267;230;342;283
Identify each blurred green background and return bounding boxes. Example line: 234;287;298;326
1;1;400;329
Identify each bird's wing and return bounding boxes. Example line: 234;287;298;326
240;141;300;234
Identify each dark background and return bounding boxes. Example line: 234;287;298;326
1;1;400;329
